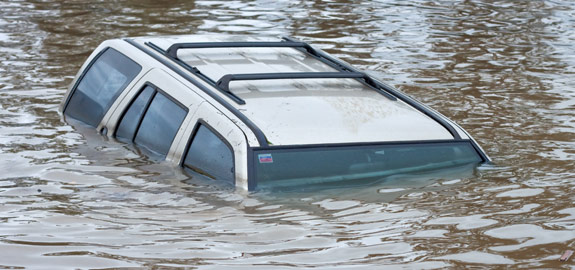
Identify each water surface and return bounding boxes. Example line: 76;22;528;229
1;0;575;268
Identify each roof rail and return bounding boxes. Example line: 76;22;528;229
166;41;320;58
216;72;394;100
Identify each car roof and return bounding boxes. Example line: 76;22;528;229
130;35;459;146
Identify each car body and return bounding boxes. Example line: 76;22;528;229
60;35;490;190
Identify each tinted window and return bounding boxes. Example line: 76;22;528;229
116;86;155;142
254;142;482;189
133;92;187;158
115;86;187;159
184;125;234;183
65;48;141;127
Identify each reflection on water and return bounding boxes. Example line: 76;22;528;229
1;0;575;268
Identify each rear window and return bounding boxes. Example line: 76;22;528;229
65;48;141;127
253;141;482;189
116;85;187;159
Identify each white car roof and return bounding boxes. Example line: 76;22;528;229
131;35;460;146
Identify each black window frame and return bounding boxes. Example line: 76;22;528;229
181;120;236;183
114;82;189;158
63;47;142;127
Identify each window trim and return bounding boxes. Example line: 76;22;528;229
63;47;142;121
181;120;236;182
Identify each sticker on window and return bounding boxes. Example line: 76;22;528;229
258;154;273;163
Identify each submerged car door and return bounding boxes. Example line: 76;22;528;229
171;102;249;190
102;68;205;162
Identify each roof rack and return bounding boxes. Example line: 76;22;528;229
143;38;462;140
154;39;398;103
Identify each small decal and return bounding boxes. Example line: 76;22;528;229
258;154;273;163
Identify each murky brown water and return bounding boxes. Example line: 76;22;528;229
1;0;575;268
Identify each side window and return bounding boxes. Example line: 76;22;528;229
116;85;187;159
65;48;141;127
116;86;155;141
183;124;234;183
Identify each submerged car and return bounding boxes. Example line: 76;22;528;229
60;35;490;190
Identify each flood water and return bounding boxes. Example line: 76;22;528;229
1;0;575;268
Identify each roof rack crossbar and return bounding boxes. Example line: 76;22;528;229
216;72;390;94
167;41;319;58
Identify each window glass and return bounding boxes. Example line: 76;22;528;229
254;142;482;189
184;125;234;183
116;86;155;142
134;92;187;158
65;48;141;127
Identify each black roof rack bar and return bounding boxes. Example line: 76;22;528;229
125;39;269;146
166;41;319;58
282;36;462;140
216;72;393;99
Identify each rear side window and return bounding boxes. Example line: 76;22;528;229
183;124;234;183
116;85;187;159
65;48;141;127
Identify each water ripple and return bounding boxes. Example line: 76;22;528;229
1;0;575;268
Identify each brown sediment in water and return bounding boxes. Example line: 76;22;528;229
0;0;574;268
